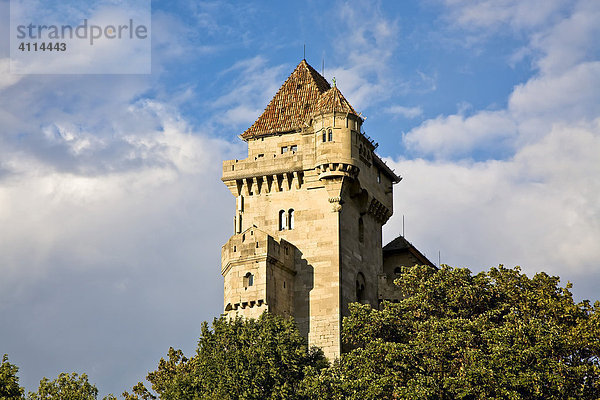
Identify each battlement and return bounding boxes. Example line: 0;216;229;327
221;227;296;276
222;227;296;319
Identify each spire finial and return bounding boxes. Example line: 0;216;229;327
332;77;336;87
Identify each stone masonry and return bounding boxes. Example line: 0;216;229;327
220;59;432;359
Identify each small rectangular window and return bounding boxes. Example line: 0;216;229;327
281;146;288;154
290;145;297;153
257;153;264;158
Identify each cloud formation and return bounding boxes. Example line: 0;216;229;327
385;0;600;301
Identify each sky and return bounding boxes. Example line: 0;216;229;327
1;0;599;397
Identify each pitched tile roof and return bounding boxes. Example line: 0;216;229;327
316;86;358;115
241;60;359;139
383;235;436;268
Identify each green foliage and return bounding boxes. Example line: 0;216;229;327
126;313;327;400
27;372;115;400
0;354;25;400
309;265;600;399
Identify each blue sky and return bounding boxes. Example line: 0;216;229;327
1;0;599;397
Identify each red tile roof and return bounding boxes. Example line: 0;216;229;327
316;86;358;115
241;60;359;139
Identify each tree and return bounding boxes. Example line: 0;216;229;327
27;372;115;400
125;313;327;400
304;265;600;399
1;354;25;400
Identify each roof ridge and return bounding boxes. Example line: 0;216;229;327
241;60;335;139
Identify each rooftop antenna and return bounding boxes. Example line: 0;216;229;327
303;44;305;60
402;215;405;237
438;251;441;267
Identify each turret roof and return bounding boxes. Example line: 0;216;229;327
316;86;358;115
383;235;436;268
241;60;359;139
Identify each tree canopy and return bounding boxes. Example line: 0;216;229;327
1;354;25;400
305;265;600;399
5;265;600;399
125;312;327;400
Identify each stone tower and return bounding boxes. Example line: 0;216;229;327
220;60;402;359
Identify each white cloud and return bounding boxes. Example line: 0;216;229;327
403;110;517;159
443;0;567;31
0;75;236;394
384;0;600;301
326;1;401;111
0;59;23;89
386;118;600;282
209;56;287;130
531;0;600;75
384;105;423;119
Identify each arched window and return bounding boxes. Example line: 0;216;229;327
358;217;364;243
288;209;294;230
356;272;366;302
243;272;254;289
322;132;326;142
328;128;333;141
279;210;286;231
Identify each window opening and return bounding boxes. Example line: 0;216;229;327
279;210;286;231
356;272;366;302
288;209;294;230
243;272;254;289
358;217;364;243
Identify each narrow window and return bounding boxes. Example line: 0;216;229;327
328;128;333;142
279;210;286;231
322;132;326;142
377;168;381;183
243;272;254;288
290;145;297;153
256;241;259;248
288;209;294;230
356;272;366;302
358;217;364;243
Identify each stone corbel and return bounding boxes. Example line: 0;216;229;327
328;196;343;212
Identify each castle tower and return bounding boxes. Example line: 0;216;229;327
220;60;401;359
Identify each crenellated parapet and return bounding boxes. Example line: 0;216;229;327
222;227;296;319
